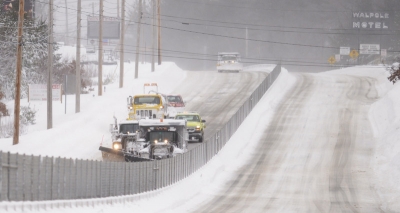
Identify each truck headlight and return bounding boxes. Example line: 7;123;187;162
113;142;122;150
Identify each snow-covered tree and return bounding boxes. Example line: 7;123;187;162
0;0;57;100
0;90;8;118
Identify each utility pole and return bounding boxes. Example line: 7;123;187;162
119;0;125;88
117;0;120;18
76;0;81;113
47;0;54;129
92;2;94;16
13;0;25;145
157;0;161;65
98;0;103;96
64;0;68;45
151;0;155;72
135;0;143;79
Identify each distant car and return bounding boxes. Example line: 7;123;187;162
175;112;206;142
217;52;243;73
166;95;185;118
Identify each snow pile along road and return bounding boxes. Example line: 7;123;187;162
369;70;400;212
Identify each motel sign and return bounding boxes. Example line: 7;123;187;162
352;12;390;29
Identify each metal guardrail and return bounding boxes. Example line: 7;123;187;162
0;65;281;202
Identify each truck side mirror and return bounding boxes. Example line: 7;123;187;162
202;120;206;123
126;96;132;108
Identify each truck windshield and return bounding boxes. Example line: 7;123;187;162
176;115;199;122
221;55;238;62
149;132;175;143
119;124;139;134
134;96;160;105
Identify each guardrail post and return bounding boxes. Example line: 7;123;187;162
153;160;158;190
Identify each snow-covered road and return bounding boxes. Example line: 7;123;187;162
192;72;383;212
174;70;268;150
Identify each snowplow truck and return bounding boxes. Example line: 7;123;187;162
137;119;188;160
216;52;243;73
126;83;169;120
99;119;151;162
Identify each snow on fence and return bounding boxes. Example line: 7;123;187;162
0;65;281;204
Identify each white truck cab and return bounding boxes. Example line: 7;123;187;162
217;52;243;73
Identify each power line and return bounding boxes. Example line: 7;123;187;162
153;13;400;33
171;0;398;13
142;14;399;36
36;0;398;33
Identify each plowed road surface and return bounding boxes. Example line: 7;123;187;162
172;70;268;150
193;72;382;212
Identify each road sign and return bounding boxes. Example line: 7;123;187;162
349;50;359;58
340;47;350;55
87;16;120;39
360;44;380;54
328;56;336;64
28;84;62;102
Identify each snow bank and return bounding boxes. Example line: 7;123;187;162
324;65;392;101
369;74;400;212
310;65;400;211
243;64;276;72
324;65;400;211
55;45;87;62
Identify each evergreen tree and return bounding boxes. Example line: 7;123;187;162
0;0;57;100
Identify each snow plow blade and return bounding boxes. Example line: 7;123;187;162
99;146;153;162
99;146;124;156
124;155;153;162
